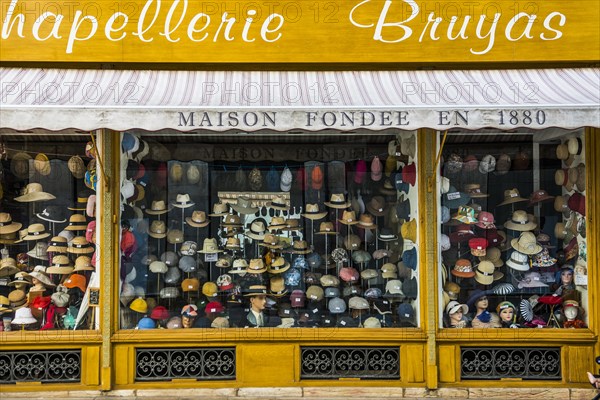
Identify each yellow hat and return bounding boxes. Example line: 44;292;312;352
400;219;417;242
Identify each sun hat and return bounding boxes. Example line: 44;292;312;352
221;214;243;228
510;231;542;255
504;210;537;232
517;271;549;289
464;183;488;198
0;213;22;235
315;222;337;235
183;210;210;228
268;216;287;231
26;242;48;261
244;219;267;240
11;307;38;325
453;206;478;224
289;240;312;255
301;203;328;220
266;195;289;211
0;258;20;277
231;196;259;215
67;236;94;254
247;258;267;274
171;193;195;209
506;250;530;271
223;237;240;250
20;223;49;241
497;188;528;206
442;188;471;210
479;247;503;268
357;214;377;230
325;193;351;209
64;273;87;293
451;259;475;278
46;254;74;275
146;220;167;239
269;257;291;274
474;261;495;285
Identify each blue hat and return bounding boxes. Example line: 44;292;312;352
466;289;493;309
441;206;451;224
393;171;410;193
402;277;418;299
442;186;471;209
403;247;418;270
307;253;322;269
138;316;156;330
397;303;415;320
122;132;139;154
284;268;301;286
293;257;309;270
265;167;280;192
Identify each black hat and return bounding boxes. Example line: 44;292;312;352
402;276;418;299
36;205;67;224
337;316;359;328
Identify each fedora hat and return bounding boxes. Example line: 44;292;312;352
247;259;267;274
283;218;302;232
497;188;527;206
339;210;359;225
528;189;554;206
366;196;386;216
325;193;351;209
475;260;495;285
222;214;243;227
231;196;259;215
464;183;488;198
198;238;223;253
170;193;194;209
0;213;22;235
315;222;337;235
259;234;284;249
357;214;377;230
145;200;171;215
267;195;289;211
268;216;288;231
289;240;312;255
148;220;167;239
15;183;56;203
22;223;50;241
224;237;241;250
302;203;328;220
269;276;288;297
504;210;537;232
269;257;291;274
245;220;267;240
65;214;88;231
243;284;268;296
68;236;94;254
10;152;32;179
185;211;210;228
208;202;229;217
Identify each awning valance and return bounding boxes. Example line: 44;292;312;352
1;68;598;131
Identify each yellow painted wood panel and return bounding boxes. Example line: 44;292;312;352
239;343;296;386
566;346;594;383
81;346;100;386
113;345;133;385
1;0;599;63
402;344;425;383
438;345;457;383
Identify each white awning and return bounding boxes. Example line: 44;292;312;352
1;68;598;131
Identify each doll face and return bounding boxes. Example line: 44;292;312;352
250;295;266;312
182;315;194;328
499;307;514;322
561;270;573;285
476;296;488;309
564;306;577;321
449;309;463;322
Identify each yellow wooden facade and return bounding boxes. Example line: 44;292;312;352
0;129;597;392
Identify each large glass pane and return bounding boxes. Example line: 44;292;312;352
119;131;420;329
439;130;588;329
0;130;99;331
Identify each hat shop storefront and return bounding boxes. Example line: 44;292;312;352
1;0;599;395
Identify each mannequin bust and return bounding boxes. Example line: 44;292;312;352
181;304;198;328
555;267;575;295
470;294;501;328
247;294;267;327
497;301;519;328
444;301;469;328
562;300;586;328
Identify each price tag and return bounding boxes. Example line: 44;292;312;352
575;274;588;286
447;192;460;200
205;253;218;262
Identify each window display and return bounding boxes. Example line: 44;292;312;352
0;132;99;331
439;131;588;329
118;131;420;329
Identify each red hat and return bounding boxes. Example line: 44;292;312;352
476;211;495;229
354;160;367;184
339;267;359;282
563;237;579;262
483;229;503;247
205;301;224;314
311;166;324;190
150;305;170;320
31;295;52;310
449;224;475;244
567;193;586;216
468;238;489;256
86;220;96;243
402;163;416;186
295;167;305;191
370;157;383;182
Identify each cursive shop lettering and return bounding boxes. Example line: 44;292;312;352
1;0;285;53
349;0;567;55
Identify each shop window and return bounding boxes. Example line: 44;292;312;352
119;131;419;330
439;131;588;330
0;131;99;331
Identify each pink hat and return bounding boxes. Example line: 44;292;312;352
476;211;496;229
354;160;367;184
86;195;96;218
370;156;383;181
85;220;96;243
339;267;359;282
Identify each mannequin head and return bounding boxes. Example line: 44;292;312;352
475;295;489;311
561;268;574;285
496;301;516;324
249;295;267;313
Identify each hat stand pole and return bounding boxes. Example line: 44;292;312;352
195;228;201;262
156;272;160;304
347;224;352;268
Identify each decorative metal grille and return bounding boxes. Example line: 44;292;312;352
0;350;81;384
461;347;561;380
301;347;400;380
136;348;236;381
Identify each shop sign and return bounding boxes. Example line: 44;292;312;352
1;0;598;63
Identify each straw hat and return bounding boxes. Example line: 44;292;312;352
208;202;229;217
302;203;328;220
231;196;259;215
556;143;569;160
567;137;583;155
22;223;50;241
221;214;243;227
575;162;586;192
0;258;20;277
73;255;94;272
15;183;56;202
0;213;22;235
339;210;359;225
267;195;289;211
67;236;94;254
464;183;488;198
145;200;171;215
289;240;312;255
268;216;287;231
259;234;284;249
148;220;167;239
315;222;337;235
10;152;32;179
171;193;195;209
245;220;267;240
357;214;377;230
185;210;210;228
325;193;351;209
68;156;86;179
65;214;88;231
475;260;495;285
47;255;74;274
268;257;290;274
34;153;51;175
504;210;537;232
47;236;69;253
198;238;223;253
497;188;527;206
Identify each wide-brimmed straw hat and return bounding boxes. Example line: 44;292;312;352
302;203;328;220
325;193;351;209
497;188;528;206
511;231;543;255
148;220;168;239
47;255;74;275
231;196;259;215
185;211;210;228
339;210;359;225
245;220;267;240
0;213;22;235
15;183;56;202
22;223;50;241
171;193;195;209
315;222;337;235
504;210;537;232
145;200;172;215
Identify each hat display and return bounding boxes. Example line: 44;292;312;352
65;214;88;231
15;183;56;202
172;193;195;209
246;220;267;240
498;188;528;206
325;193;351;209
23;223;51;241
185;211;210;228
198;238;223;253
504;210;537;232
231;196;259;215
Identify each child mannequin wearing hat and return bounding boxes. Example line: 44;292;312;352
562;300;586;329
497;301;520;328
470;293;501;328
